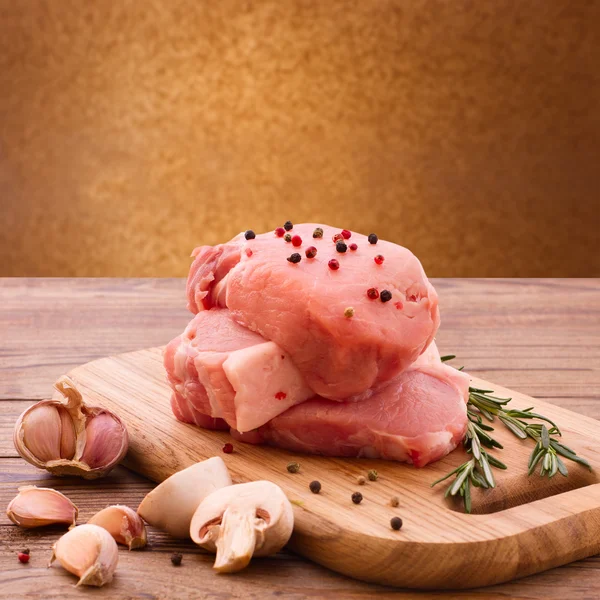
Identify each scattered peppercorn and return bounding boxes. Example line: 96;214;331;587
328;259;340;270
305;246;317;258
245;248;253;257
284;233;292;242
222;443;233;454
368;469;378;481
313;227;324;238
332;233;344;243
395;301;403;310
357;475;366;485
351;492;363;505
368;233;378;244
344;307;355;318
390;496;400;507
22;548;30;555
390;517;403;531
275;227;285;237
309;480;321;494
336;241;347;253
367;287;380;300
349;243;358;251
287;461;300;473
341;229;351;239
380;290;392;303
244;230;256;240
284;221;293;231
17;552;30;564
374;254;384;265
171;553;183;566
287;253;302;264
291;235;302;247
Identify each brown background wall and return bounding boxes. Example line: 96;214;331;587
0;0;599;278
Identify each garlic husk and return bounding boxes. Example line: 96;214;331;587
13;376;129;479
49;524;119;587
88;505;147;550
6;485;78;528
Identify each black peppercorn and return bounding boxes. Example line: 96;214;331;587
309;480;321;494
171;553;183;566
244;230;256;240
287;461;300;473
351;492;363;504
284;221;293;231
368;233;378;244
336;241;347;253
380;290;392;303
287;253;302;264
390;517;403;531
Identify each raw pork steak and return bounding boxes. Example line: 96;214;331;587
186;223;440;400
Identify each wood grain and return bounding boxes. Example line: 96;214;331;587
0;278;599;598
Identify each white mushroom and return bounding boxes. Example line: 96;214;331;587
190;480;294;573
137;457;232;538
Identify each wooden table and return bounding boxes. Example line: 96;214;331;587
1;278;599;599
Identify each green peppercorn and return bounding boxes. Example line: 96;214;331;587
312;227;324;238
390;517;403;531
351;492;363;504
390;496;400;507
284;233;292;242
287;461;300;473
309;480;321;494
368;469;378;481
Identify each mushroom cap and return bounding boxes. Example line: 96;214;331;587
190;480;294;557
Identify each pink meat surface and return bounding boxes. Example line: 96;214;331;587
186;224;440;400
164;310;313;432
231;342;470;467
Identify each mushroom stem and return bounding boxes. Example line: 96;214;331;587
213;509;259;573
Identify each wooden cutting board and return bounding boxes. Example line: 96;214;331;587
59;347;600;590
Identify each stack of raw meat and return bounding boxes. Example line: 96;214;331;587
165;223;469;467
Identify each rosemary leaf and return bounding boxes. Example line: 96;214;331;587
498;416;528;439
449;463;472;496
556;455;569;477
440;355;456;362
464;477;472;513
485;453;508;470
541;425;550;450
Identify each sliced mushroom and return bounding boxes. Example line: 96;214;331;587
137;457;231;538
190;480;294;573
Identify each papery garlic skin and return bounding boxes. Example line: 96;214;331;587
6;486;78;528
13;376;128;479
50;524;118;587
88;505;147;550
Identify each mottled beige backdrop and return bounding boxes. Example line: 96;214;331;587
1;1;599;277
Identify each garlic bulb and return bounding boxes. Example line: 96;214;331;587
13;376;128;479
50;524;119;587
6;486;78;528
88;505;147;550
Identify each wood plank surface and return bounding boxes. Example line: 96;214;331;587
1;278;599;598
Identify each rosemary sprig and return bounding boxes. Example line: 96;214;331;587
432;357;591;512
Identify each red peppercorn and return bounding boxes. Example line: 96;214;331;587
222;443;233;454
305;246;317;258
341;229;351;239
291;235;302;247
374;254;384;265
275;227;285;237
349;243;358;251
332;233;344;243
395;301;404;310
328;259;340;271
18;552;30;564
367;288;379;300
245;248;253;257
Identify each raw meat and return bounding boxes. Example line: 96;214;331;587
186;223;440;400
231;342;470;467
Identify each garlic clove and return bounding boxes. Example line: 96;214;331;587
21;404;62;463
6;486;78;528
49;524;119;587
58;406;76;459
88;505;147;550
81;413;127;470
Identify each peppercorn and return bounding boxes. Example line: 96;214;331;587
332;233;344;243
287;461;300;473
305;246;317;258
344;307;355;318
275;227;285;237
244;230;256;240
284;233;292;242
390;496;400;507
222;443;233;454
17;552;30;564
357;475;366;485
313;227;324;238
368;469;378;481
284;221;293;231
367;287;379;300
336;241;347;253
309;480;321;494
328;259;340;270
380;290;392;303
351;492;363;504
171;553;183;566
390;517;403;531
341;229;351;239
374;254;384;265
368;233;378;244
349;243;358;251
291;235;302;247
287;253;302;264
